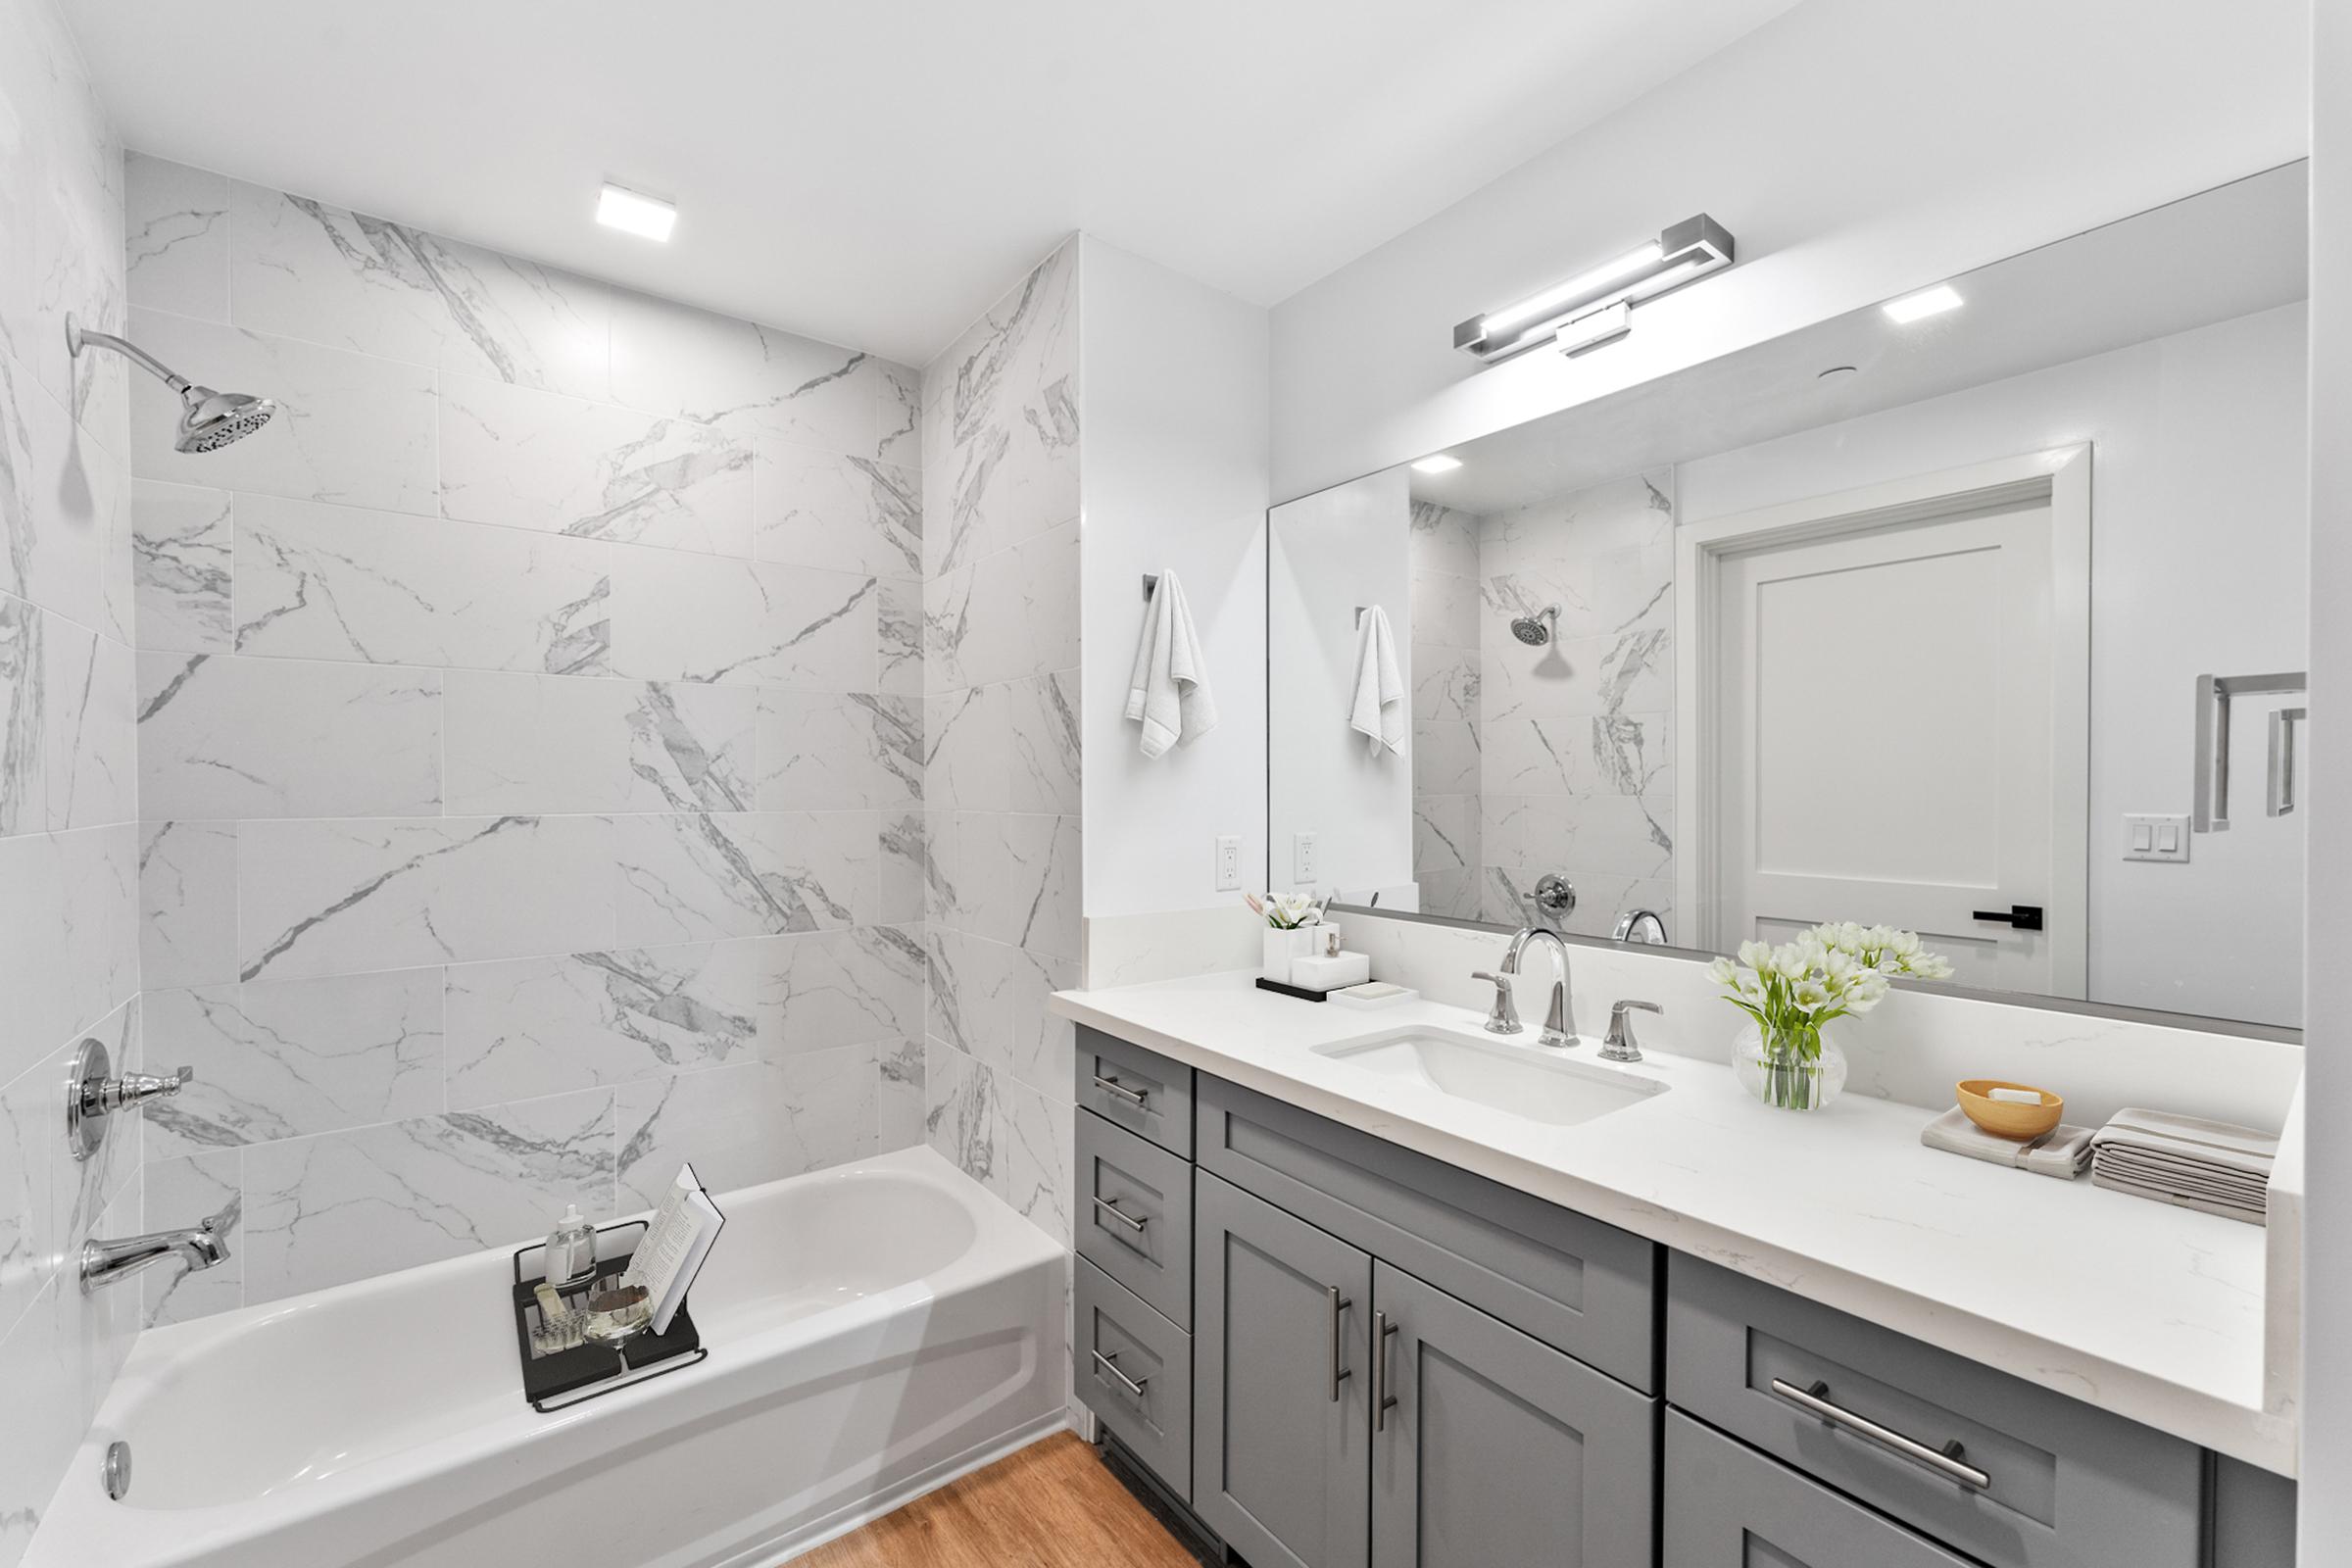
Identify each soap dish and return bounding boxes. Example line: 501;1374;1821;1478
1956;1079;2064;1141
1329;982;1416;1009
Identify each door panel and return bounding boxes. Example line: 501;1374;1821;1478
1663;1410;1977;1568
1370;1262;1655;1568
1194;1171;1373;1568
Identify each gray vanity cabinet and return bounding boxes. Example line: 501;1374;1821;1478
1194;1170;1373;1568
1369;1261;1655;1567
1663;1410;1979;1567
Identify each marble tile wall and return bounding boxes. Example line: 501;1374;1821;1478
0;2;144;1560
919;242;1082;1249
122;155;929;1327
1409;500;1482;918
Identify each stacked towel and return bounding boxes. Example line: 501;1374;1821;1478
1920;1105;2093;1179
1349;605;1405;755
1124;571;1218;758
2088;1108;2277;1225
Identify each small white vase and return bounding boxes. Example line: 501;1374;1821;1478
1261;926;1317;983
1731;1019;1848;1111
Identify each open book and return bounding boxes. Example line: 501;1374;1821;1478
620;1163;725;1335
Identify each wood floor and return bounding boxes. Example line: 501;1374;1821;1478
794;1432;1204;1568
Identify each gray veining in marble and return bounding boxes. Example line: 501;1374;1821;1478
130;479;232;654
614;1045;875;1212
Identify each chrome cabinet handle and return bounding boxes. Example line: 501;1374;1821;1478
1770;1378;1991;1492
1092;1196;1148;1234
1373;1311;1400;1433
1329;1286;1353;1401
1092;1349;1149;1398
1091;1073;1150;1107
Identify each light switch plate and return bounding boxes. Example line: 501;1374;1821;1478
2123;813;2190;862
1214;835;1242;891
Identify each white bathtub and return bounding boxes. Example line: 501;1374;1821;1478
28;1147;1068;1568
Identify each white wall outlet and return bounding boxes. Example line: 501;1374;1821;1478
2123;813;2191;862
1293;832;1318;884
1215;835;1242;891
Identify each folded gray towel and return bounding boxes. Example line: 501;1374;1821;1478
2090;1169;2267;1226
2090;1108;2278;1179
1921;1105;2091;1178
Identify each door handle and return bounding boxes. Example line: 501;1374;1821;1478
1373;1311;1400;1433
1328;1286;1352;1401
1969;905;2043;931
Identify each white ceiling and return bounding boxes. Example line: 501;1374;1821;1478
61;0;1800;368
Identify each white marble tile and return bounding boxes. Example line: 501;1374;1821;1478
125;308;438;514
1004;670;1080;816
609;546;876;689
1408;501;1480;582
141;968;445;1158
223;177;612;401
924;1037;1000;1198
614;1044;875;1212
759;924;924;1055
0;1048;56;1337
1;349;120;636
1413;792;1476;876
440;373;753;554
130;478;232;653
876;1036;923;1152
141;1149;241;1327
240;1090;613;1305
136;651;441;819
233;492;612;675
138;817;238;991
929;522;1080;690
0;1277;81;1565
1412;717;1480;797
922;684;997;811
920;808;960;928
612;809;876;945
446;940;761;1107
609;292;904;460
238;814;615;982
1411;567;1482;651
957;811;1080;960
441;668;618;816
879;808;925;925
1000;1078;1073;1245
45;612;136;832
56;998;142;1255
876;576;922;697
1411;642;1479;723
57;823;140;1051
754;690;919;809
755;438;920;577
124;154;231;322
625;679;757;812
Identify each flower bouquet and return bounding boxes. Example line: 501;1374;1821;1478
1708;923;1953;1110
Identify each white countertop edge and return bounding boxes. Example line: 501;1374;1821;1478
1050;978;2297;1476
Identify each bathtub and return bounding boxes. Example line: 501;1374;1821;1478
27;1147;1068;1568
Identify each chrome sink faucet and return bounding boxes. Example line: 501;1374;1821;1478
82;1212;229;1295
1472;925;1577;1047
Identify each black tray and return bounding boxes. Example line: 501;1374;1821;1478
511;1220;708;1412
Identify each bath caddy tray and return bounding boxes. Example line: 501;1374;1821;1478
510;1220;708;1413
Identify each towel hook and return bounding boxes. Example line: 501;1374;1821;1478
1142;573;1158;601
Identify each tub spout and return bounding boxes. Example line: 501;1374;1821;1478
81;1213;230;1294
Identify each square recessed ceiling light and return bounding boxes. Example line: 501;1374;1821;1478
1883;283;1963;323
1412;455;1463;474
597;183;677;242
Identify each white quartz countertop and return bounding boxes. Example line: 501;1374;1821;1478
1050;972;2294;1475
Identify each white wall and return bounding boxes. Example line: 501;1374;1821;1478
1078;237;1271;917
1680;304;2310;1025
1268;0;2311;502
1267;468;1416;899
2300;0;2349;1545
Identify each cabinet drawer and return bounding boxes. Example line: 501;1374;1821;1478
1664;1409;1976;1567
1667;1255;2202;1568
1077;1257;1193;1500
1077;1108;1195;1328
1078;1025;1195;1157
1198;1075;1656;1391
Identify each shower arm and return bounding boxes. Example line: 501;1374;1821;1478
66;317;191;394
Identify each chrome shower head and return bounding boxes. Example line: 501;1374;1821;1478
1510;605;1560;646
66;316;277;454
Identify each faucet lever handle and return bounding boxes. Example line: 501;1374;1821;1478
1600;999;1661;1062
1469;971;1521;1035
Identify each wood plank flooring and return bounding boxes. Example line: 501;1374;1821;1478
793;1432;1204;1568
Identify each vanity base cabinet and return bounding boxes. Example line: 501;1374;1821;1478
1195;1171;1373;1568
1371;1260;1656;1567
1075;1256;1194;1499
1664;1410;1978;1567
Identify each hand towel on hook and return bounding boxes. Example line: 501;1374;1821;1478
1125;570;1218;758
1349;604;1405;755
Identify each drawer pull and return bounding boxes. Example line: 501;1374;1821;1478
1092;1074;1150;1107
1092;1196;1149;1234
1329;1286;1353;1400
1373;1311;1400;1433
1093;1349;1149;1398
1770;1378;1992;1493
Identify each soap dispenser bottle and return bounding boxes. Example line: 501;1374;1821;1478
545;1203;597;1286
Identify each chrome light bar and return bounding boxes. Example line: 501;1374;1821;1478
1454;214;1736;364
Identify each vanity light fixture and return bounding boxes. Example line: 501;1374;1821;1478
1412;455;1463;474
597;183;677;242
1883;283;1963;323
1453;214;1735;365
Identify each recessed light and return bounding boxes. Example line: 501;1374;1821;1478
1412;455;1463;474
1883;284;1962;323
597;184;677;242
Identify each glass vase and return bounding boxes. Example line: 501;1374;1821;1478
1732;1019;1847;1111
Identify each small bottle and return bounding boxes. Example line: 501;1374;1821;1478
544;1203;596;1286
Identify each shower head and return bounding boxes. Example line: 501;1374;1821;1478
1510;604;1560;646
66;316;278;454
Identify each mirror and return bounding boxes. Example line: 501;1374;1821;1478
1268;164;2308;1032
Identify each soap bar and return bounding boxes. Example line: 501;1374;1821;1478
1986;1087;2043;1104
1330;981;1416;1009
1290;951;1372;992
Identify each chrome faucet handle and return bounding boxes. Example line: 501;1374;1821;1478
1538;981;1575;1049
1469;970;1521;1035
92;1064;192;1114
66;1038;195;1161
1600;1000;1661;1062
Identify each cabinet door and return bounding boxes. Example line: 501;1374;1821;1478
1663;1410;1977;1568
1195;1171;1372;1568
1370;1262;1655;1568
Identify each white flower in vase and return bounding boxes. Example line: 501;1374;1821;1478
1711;921;1949;1111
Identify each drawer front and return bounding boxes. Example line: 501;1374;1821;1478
1076;1257;1193;1500
1076;1108;1195;1328
1198;1074;1656;1391
1664;1409;1977;1567
1078;1025;1195;1157
1667;1255;2202;1568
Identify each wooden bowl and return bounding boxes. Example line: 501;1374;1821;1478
1956;1079;2063;1141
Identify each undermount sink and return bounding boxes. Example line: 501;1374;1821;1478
1312;1028;1667;1128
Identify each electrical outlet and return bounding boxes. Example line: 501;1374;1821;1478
2123;813;2190;862
1215;835;1242;891
1293;832;1317;884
